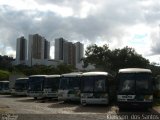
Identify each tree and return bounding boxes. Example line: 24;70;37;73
84;44;112;71
0;55;14;71
84;45;150;74
111;46;150;71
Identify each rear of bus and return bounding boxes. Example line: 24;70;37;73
117;68;153;109
81;72;114;106
28;75;46;99
43;75;60;98
15;78;28;96
58;73;81;102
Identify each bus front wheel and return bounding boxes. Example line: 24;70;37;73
34;97;37;100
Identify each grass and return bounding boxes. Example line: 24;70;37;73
0;70;10;81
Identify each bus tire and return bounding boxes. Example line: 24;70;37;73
81;102;87;106
34;97;37;100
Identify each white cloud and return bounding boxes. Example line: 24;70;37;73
0;0;160;63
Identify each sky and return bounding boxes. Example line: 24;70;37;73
0;0;160;63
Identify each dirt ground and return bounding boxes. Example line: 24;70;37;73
0;95;159;120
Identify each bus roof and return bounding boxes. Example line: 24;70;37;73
29;75;48;78
119;68;152;73
82;72;109;76
61;72;82;77
0;81;9;83
45;75;61;78
16;78;29;80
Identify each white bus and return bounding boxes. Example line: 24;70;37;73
43;75;60;98
153;75;160;98
80;72;114;105
27;75;47;99
117;68;153;109
0;81;10;94
28;75;61;99
58;72;82;102
13;78;28;96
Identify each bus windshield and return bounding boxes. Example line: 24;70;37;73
15;80;27;90
82;76;106;92
59;77;80;90
0;83;2;90
118;73;152;94
0;82;9;90
44;77;60;91
136;73;151;92
28;77;44;91
4;83;9;90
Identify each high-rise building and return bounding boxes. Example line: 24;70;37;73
54;38;84;66
28;34;50;66
75;42;84;64
63;42;76;65
16;36;27;64
44;39;50;59
55;37;66;60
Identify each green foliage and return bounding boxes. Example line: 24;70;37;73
0;44;160;77
83;45;150;74
0;70;10;81
13;64;74;76
0;55;14;71
148;63;160;77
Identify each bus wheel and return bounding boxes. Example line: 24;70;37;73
81;102;87;106
34;97;37;100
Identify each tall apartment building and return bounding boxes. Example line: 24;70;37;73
44;39;50;59
55;37;66;60
63;42;76;65
28;34;50;66
54;38;84;66
75;42;84;64
16;36;27;65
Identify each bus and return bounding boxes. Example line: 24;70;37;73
28;75;60;99
14;78;28;96
43;75;60;98
0;81;10;94
80;72;115;106
154;75;160;98
117;68;153;109
58;72;82;102
28;75;47;99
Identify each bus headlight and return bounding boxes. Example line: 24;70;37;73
81;94;86;98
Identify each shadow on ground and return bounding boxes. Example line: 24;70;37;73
118;107;156;114
16;98;59;103
0;95;27;98
48;101;79;108
73;104;112;113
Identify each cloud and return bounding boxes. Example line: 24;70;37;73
0;0;160;61
150;28;160;55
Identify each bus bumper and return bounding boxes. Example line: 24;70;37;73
81;98;109;105
0;90;10;94
27;92;43;98
14;91;27;96
43;92;58;98
58;94;80;102
117;101;153;109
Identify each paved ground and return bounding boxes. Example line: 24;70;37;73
0;95;159;120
